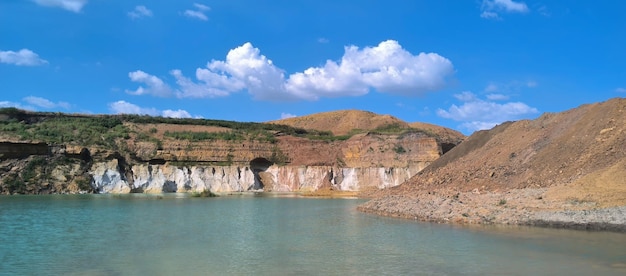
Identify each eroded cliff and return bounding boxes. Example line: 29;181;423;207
0;109;463;195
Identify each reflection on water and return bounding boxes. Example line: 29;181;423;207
0;194;624;275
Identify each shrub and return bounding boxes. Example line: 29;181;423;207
393;145;407;154
191;189;218;197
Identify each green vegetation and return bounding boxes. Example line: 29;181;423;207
3;173;25;194
21;156;47;181
269;146;289;165
393;145;407;154
498;199;507;206
0;108;438;148
74;176;92;191
369;123;407;135
134;131;162;151
190;189;218;197
0;109;129;148
164;130;245;142
1;155;94;194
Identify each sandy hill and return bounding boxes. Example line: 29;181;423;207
360;97;626;230
270;110;466;144
269;110;409;135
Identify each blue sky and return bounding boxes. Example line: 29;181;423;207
1;0;624;135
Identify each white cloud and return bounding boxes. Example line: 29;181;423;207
183;3;210;21
23;96;70;109
480;11;500;19
109;101;159;116
280;113;297;119
109;101;200;118
162;109;192;118
207;42;294;100
0;101;27;109
286;40;455;100
0;49;48;66
484;80;537;93
616;88;626;93
33;0;87;13
317;38;329;44
171;69;239;98
460;121;502;131
126;70;174;97
537;5;550;17
128;5;152;19
193;3;210;11
484;0;529;13
129;40;454;101
437;91;538;132
481;0;529;19
454;91;477;102
486;93;509;101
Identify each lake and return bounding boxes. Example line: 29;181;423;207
0;194;624;275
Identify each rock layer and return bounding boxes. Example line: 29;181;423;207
90;161;427;194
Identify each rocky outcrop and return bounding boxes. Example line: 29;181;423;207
89;161;428;194
124;131;442;168
0;142;48;159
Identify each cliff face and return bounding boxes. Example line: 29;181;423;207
89;159;427;194
122;124;441;168
0;136;436;194
0;109;464;195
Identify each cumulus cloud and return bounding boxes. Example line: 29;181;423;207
162;109;192;118
437;91;538;132
151;40;453;101
126;70;174;97
33;0;87;13
280;113;297;119
171;69;238;98
0;49;48;66
481;0;529;19
205;42;294;100
23;96;70;109
128;5;152;19
183;3;210;21
287;40;455;99
108;101;199;118
109;101;158;116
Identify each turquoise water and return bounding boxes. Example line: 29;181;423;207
0;194;624;275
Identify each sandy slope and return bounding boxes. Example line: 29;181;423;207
359;97;626;231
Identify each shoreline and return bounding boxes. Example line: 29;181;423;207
357;187;626;233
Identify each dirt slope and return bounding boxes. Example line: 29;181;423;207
360;97;626;230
